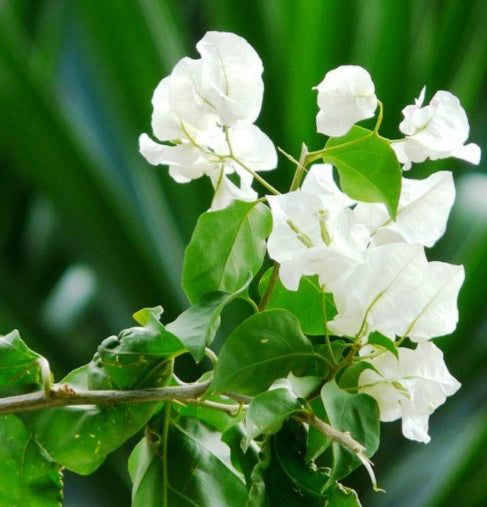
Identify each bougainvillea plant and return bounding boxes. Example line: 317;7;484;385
0;32;481;506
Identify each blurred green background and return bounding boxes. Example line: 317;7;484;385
1;1;486;505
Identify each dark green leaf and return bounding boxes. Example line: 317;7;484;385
182;201;271;304
129;416;248;507
0;415;63;507
167;277;251;362
245;386;304;443
259;270;336;335
324;126;401;219
0;329;45;395
321;381;380;482
272;421;329;501
212;309;328;395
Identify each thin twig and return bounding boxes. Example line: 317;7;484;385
0;381;211;416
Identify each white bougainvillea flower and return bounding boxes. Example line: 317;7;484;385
195;31;264;126
267;167;368;291
405;261;464;341
392;88;481;170
358;342;461;443
329;244;428;339
315;65;378;137
329;244;464;341
355;171;456;248
301;164;356;210
139;31;277;210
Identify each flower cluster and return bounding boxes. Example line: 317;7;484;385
139;31;277;210
267;65;479;443
140;34;481;445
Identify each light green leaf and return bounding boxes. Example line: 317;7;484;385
0;415;63;507
321;381;380;482
0;330;45;395
129;416;248;507
182;201;271;304
325;482;362;506
259;270;336;335
245;386;304;443
368;331;398;358
211;310;328;395
167;276;251;362
324;126;401;219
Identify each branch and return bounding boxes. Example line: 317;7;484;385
295;412;378;489
0;380;211;416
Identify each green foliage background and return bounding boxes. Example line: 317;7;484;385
0;1;486;505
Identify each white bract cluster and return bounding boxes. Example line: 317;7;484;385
140;34;481;445
392;87;481;170
139;31;277;210
267;65;480;443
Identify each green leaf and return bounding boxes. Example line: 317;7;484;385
259;270;336;335
245;385;305;443
338;361;378;392
321;381;380;482
182;201;272;304
368;331;398;358
167;277;251;362
21;366;156;475
94;311;182;390
175;393;243;433
272;421;329;501
247;438;272;507
212;309;328;395
129;416;248;507
325;482;362;507
0;415;63;507
324;126;401;219
0;329;45;395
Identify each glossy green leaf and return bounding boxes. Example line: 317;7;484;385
0;415;63;507
167;277;251;362
21;366;155;475
212;309;328;395
0;329;45;395
324;126;401;219
338;361;378;393
258;270;336;335
182;201;272;304
321;381;380;482
129;416;248;507
245;385;305;443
